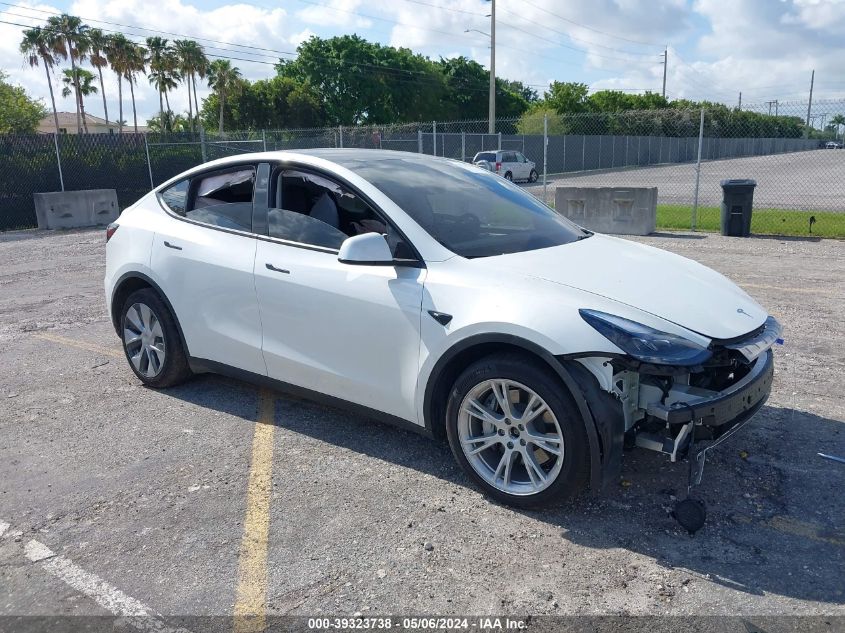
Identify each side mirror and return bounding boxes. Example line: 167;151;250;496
338;232;394;265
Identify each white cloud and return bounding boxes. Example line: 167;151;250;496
295;0;371;29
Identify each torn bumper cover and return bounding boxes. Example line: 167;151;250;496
646;348;775;428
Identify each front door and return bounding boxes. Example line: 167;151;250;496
253;166;426;422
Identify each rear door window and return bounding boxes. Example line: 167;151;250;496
187;167;256;232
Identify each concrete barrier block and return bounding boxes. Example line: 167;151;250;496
555;186;657;235
33;190;120;230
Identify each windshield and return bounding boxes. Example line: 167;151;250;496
341;156;589;258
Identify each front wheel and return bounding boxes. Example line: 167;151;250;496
445;354;590;508
529;169;539;183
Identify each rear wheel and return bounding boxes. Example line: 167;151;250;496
504;171;513;181
121;288;192;388
445;354;590;508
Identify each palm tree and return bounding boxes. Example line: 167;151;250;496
174;39;207;132
61;68;97;131
207;59;241;135
104;33;131;133
831;114;845;143
20;27;60;134
145;36;169;119
87;28;109;125
46;14;89;133
125;43;146;133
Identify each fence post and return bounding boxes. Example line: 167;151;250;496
199;126;207;163
542;114;548;204
692;108;705;231
461;131;465;162
625;136;629;166
339;125;344;148
53;132;65;192
418;128;422;154
497;132;502;151
144;133;154;189
262;130;267;152
433;121;437;156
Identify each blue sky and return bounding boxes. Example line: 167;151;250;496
2;0;844;123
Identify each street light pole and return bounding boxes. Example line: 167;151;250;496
488;0;496;134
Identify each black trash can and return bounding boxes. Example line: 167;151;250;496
720;179;756;237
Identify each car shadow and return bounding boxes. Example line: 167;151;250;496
164;374;844;605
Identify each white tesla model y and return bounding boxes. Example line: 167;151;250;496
105;149;780;513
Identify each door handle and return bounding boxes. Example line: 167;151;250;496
265;263;290;274
163;240;182;250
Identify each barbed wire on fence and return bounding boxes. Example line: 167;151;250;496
2;101;844;236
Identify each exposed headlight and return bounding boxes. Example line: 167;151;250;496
579;309;712;366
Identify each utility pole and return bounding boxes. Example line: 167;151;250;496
806;69;815;133
661;47;667;99
737;92;741;110
488;0;496;134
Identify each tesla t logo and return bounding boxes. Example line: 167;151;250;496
736;308;753;317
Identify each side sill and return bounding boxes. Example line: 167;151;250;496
188;357;434;440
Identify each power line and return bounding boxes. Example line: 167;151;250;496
496;5;662;57
519;0;663;47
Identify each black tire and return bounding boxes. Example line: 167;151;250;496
504;171;513;181
529;169;538;183
120;288;192;388
445;353;590;509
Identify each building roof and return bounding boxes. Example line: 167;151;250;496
38;111;148;133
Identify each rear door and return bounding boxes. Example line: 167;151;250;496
501;152;522;180
514;152;531;180
150;163;267;375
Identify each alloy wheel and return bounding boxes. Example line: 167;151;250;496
123;302;166;378
457;379;564;495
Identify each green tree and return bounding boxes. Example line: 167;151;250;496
61;68;97;130
87;28;110;125
544;81;589;114
207;59;242;134
19;26;60;134
201;75;325;130
0;71;47;133
46;13;89;133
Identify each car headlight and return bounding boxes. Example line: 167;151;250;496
579;309;712;366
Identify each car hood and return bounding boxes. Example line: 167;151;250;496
476;234;767;340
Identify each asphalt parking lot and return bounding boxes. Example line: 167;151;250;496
528;149;845;210
1;228;844;630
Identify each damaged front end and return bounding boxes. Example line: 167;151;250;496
570;312;781;509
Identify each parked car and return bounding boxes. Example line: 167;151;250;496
825;141;842;149
106;149;779;518
473;150;539;182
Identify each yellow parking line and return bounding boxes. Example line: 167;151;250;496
766;515;845;547
35;332;123;359
234;389;276;633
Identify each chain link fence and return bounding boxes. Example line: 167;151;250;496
2;100;844;236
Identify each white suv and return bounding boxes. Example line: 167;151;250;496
105;149;779;520
473;150;538;182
